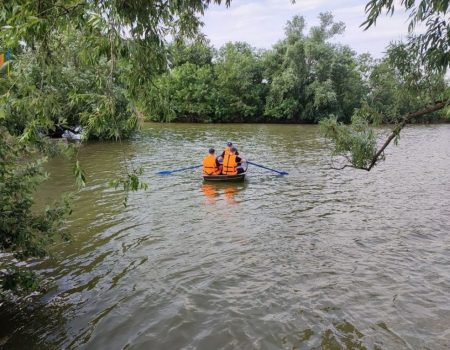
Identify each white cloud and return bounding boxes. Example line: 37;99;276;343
272;0;333;12
201;0;418;58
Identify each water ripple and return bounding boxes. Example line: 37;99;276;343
2;124;450;349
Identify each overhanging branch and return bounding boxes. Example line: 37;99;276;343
366;99;449;171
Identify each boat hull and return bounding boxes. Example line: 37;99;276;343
203;172;246;182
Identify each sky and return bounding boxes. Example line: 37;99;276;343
201;0;417;58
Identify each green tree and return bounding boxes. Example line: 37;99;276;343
146;41;267;123
168;39;215;68
214;42;267;122
363;39;447;124
264;37;308;121
0;0;231;294
141;39;216;122
145;62;218;122
321;0;450;171
362;0;449;70
264;12;364;123
0;128;70;294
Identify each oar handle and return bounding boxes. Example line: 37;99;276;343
157;164;202;175
170;165;202;173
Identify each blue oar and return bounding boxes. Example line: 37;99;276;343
157;165;202;175
247;161;288;176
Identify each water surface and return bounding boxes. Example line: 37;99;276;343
1;123;450;349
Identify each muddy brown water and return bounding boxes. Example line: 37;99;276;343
1;123;450;349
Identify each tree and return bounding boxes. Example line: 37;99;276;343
264;12;363;123
157;63;217;122
144;12;369;125
264;38;308;121
214;42;267;122
321;2;450;171
168;39;215;68
362;0;449;70
145;41;268;123
144;39;219;122
0;128;70;294
0;0;232;294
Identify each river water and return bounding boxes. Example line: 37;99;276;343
1;123;450;349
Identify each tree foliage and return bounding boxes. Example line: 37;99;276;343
1;0;232;138
145;10;448;132
215;42;267;122
147;12;370;124
0;0;231;294
322;1;450;171
146;40;268;122
0;128;70;293
362;0;449;70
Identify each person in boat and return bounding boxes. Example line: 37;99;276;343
221;142;239;158
222;147;246;175
203;148;222;175
218;142;239;165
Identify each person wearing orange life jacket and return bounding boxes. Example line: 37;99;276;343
222;147;246;175
218;141;239;165
202;148;222;175
221;141;239;158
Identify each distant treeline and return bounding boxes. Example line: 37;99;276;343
144;13;448;124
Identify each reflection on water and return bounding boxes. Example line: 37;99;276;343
201;182;246;205
1;123;450;349
223;186;237;203
202;183;217;201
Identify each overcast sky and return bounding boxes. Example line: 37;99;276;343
201;0;415;58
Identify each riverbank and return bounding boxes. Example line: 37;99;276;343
143;116;450;125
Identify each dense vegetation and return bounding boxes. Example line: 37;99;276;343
145;12;448;124
0;0;230;294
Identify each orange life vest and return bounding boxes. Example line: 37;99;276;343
223;147;232;156
203;154;220;175
222;154;238;175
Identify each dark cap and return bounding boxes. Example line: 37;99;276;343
227;142;233;147
209;148;215;154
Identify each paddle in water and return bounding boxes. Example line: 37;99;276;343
247;161;288;175
157;164;202;175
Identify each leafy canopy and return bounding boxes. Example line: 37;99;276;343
0;0;232;295
321;0;450;171
362;0;450;70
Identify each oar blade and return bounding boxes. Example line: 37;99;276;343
157;170;172;175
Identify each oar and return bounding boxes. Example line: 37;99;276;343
157;164;201;175
247;161;288;175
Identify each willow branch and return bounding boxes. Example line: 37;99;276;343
329;164;358;170
366;100;448;171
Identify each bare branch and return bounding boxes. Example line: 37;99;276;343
329;164;357;170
